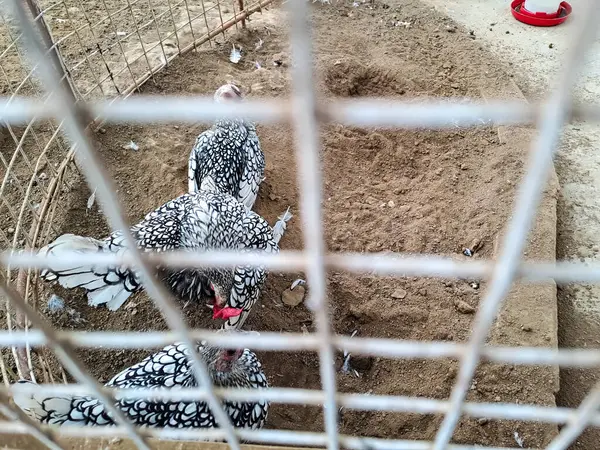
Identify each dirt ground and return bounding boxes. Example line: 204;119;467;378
1;0;561;447
398;2;600;448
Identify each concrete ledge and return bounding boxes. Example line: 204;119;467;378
476;80;560;444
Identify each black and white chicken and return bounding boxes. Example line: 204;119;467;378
188;84;265;210
38;178;291;329
13;340;268;432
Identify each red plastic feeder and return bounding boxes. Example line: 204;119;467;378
511;0;572;27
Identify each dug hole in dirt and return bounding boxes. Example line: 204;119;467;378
15;0;560;447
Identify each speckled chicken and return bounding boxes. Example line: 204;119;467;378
188;84;265;210
13;340;269;432
38;180;291;328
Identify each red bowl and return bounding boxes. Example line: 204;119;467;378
511;0;572;26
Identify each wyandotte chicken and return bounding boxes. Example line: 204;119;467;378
38;178;291;328
188;84;265;210
14;339;268;432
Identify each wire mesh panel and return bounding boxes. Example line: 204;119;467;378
0;0;273;388
0;0;600;448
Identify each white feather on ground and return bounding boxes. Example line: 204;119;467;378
272;207;292;245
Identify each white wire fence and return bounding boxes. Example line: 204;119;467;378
0;0;599;448
0;0;273;390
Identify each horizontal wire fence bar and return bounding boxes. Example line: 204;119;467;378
3;329;600;368
2;96;600;126
0;422;524;450
7;248;600;285
6;382;600;428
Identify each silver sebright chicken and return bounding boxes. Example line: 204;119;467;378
38;178;291;329
188;84;265;210
13;340;268;432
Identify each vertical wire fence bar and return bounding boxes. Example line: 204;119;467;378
5;1;244;450
198;0;214;48
545;384;600;450
165;0;182;53
181;0;197;52
60;2;107;98
238;0;246;28
146;0;170;64
0;9;72;161
0;37;64;184
287;1;339;450
0;94;47;380
1;91;72;382
99;0;141;92
231;0;240;30
214;0;227;40
8;118;68;384
125;0;155;78
74;0;122;96
432;0;600;447
23;0;78;104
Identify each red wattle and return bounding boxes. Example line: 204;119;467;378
212;305;243;320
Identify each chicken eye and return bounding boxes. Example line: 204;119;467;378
203;282;216;298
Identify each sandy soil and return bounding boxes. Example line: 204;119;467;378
0;0;562;447
408;2;600;447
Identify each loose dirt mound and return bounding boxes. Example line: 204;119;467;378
13;0;558;447
325;60;403;97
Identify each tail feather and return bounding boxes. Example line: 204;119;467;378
39;234;135;311
39;234;102;281
89;284;133;311
13;380;71;424
272;207;292;245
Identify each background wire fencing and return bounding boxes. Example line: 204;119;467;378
0;0;271;386
1;0;600;448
